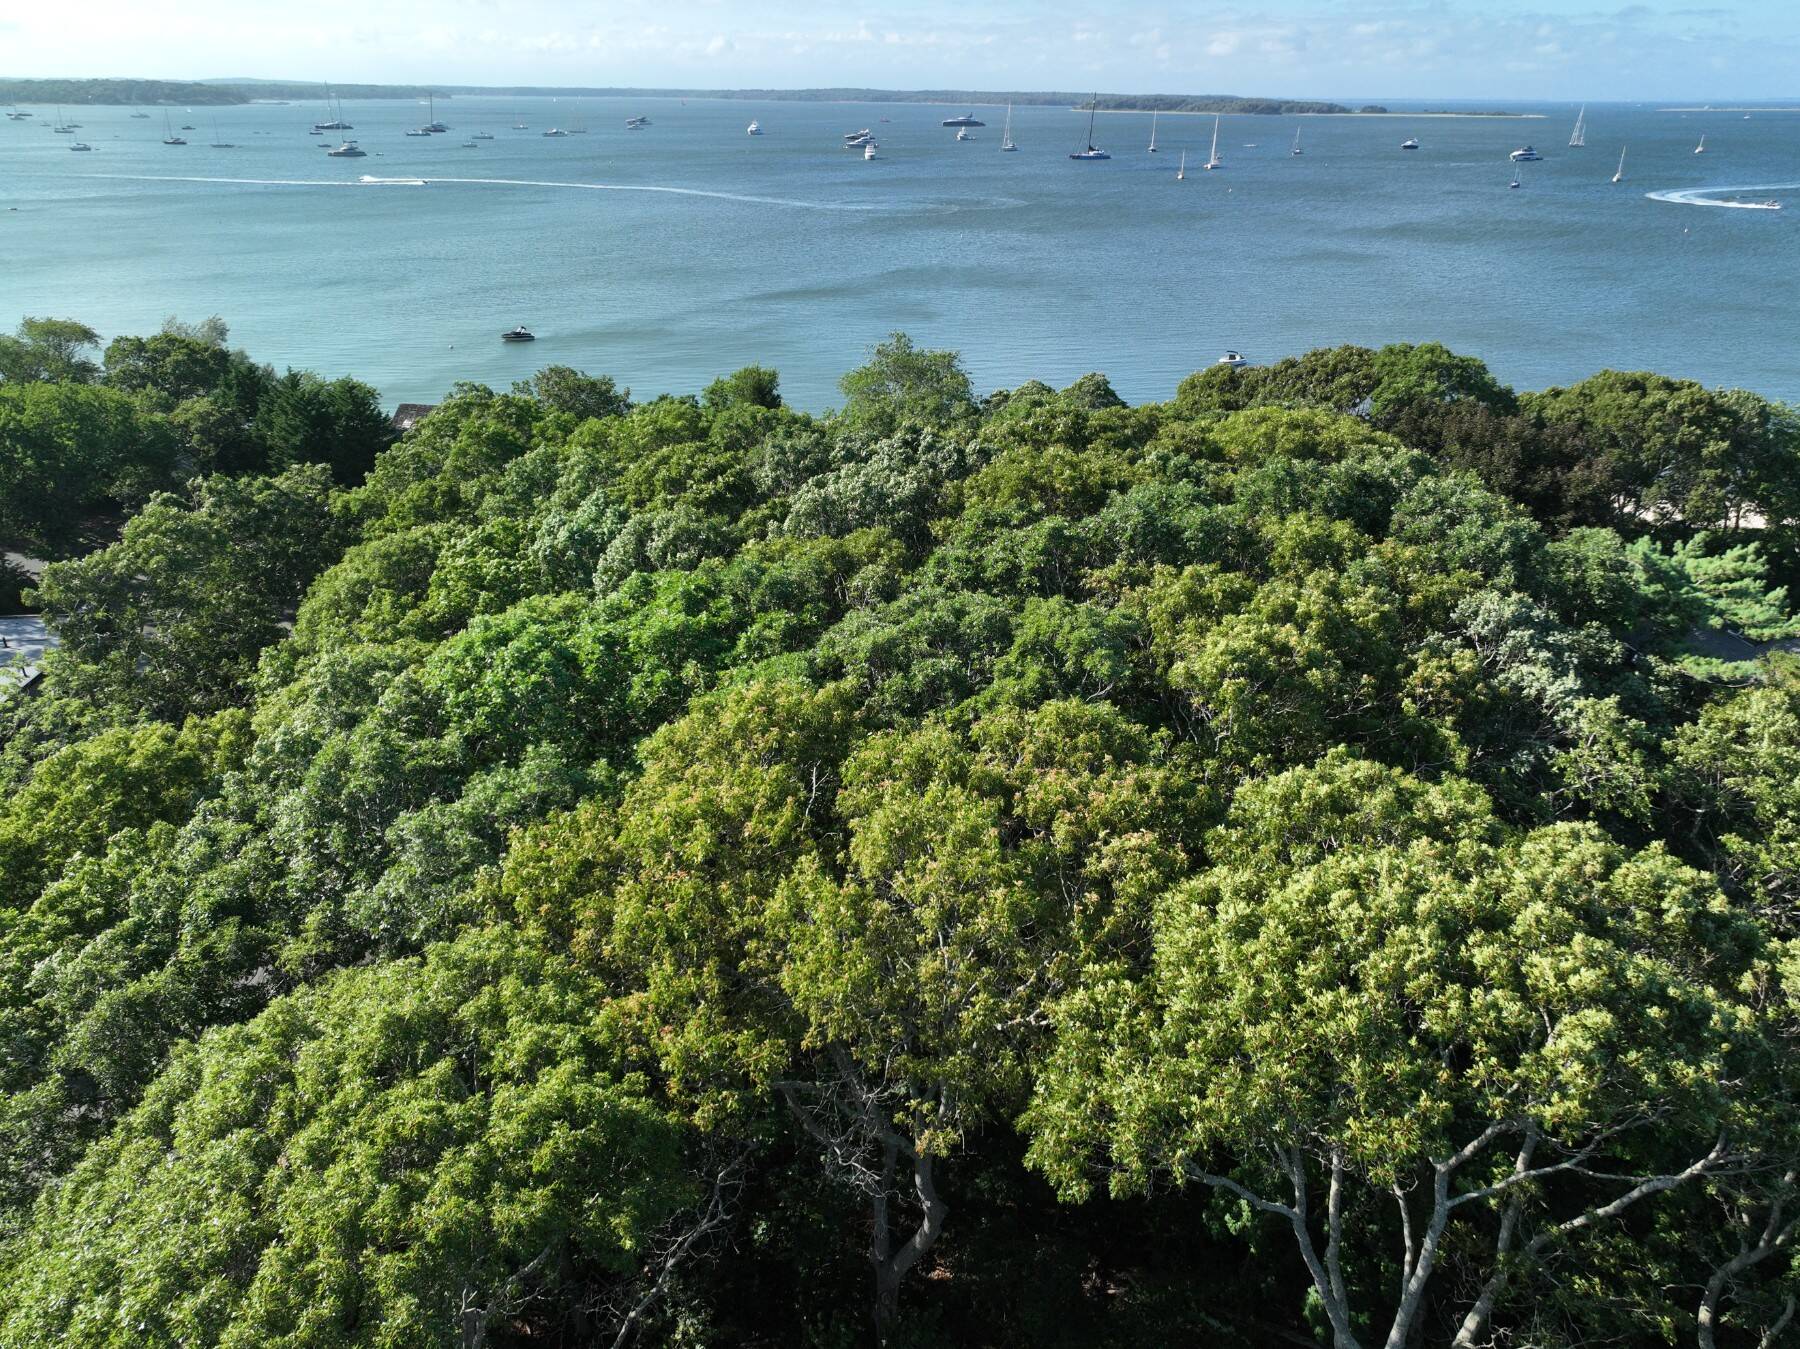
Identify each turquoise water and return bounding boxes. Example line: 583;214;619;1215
3;97;1796;408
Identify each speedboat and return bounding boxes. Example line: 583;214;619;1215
327;141;366;157
625;116;650;129
542;127;567;137
942;113;985;127
1400;137;1420;150
406;127;432;137
956;128;973;142
747;121;763;136
1509;146;1542;161
864;142;878;160
1218;351;1249;368
471;131;494;140
69;142;92;152
502;326;536;342
844;128;872;142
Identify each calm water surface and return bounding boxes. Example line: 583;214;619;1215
3;97;1796;408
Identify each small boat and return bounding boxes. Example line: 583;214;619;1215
1218;351;1248;368
1694;133;1706;154
161;113;186;146
625;115;650;129
461;141;478;148
1400;137;1420;150
942;113;985;127
423;95;448;133
406;127;432;137
6;107;32;120
747;121;763;136
1000;103;1017;152
1291;126;1302;156
1176;150;1186;180
210;119;234;148
179;124;195;131
314;119;352;131
1204;116;1222;170
1070;96;1110;160
502;326;536;342
1148;112;1158;153
1568;103;1587;148
69;141;92;152
1612;147;1625;183
845;130;874;147
956;127;973;142
327;141;366;157
541;127;567;138
864;142;878;161
130;111;151;119
1509;145;1542;162
1509;166;1521;189
472;131;494;140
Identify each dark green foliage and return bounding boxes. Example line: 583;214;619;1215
4;332;1800;1349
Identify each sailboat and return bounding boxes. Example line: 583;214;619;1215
1568;104;1587;148
1694;133;1706;154
1509;164;1521;189
1148;112;1159;153
1000;103;1017;152
1204;116;1222;170
567;100;588;134
1612;147;1625;183
1069;94;1110;160
161;112;186;146
1176;150;1186;180
210;118;234;149
1291;125;1302;156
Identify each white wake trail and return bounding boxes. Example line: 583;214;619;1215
1645;184;1795;209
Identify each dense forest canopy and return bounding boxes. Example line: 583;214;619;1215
2;318;1799;1347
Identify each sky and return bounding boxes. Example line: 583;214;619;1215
3;0;1797;101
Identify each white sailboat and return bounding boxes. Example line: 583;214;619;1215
1148;112;1159;153
1612;146;1625;183
1291;125;1302;156
1694;133;1706;154
1204;115;1222;170
1176;150;1186;180
1000;103;1017;152
1568;104;1587;148
1069;94;1110;160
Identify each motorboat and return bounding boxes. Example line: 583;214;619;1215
471;131;494;140
461;141;479;148
844;128;873;142
956;127;973;142
1400;137;1420;150
626;116;651;129
845;131;874;148
314;119;353;131
162;113;186;146
941;113;985;127
327;141;367;157
541;127;567;137
864;142;878;160
747;121;763;136
502;326;536;342
1218;351;1248;368
69;142;92;152
1509;145;1542;161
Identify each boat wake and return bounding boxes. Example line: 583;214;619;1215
1646;184;1796;209
90;173;881;212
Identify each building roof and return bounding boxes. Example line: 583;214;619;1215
390;403;437;433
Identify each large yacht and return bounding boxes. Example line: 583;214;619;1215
1509;145;1542;161
327;141;367;157
941;113;985;127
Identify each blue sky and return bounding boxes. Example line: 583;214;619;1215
5;1;1797;99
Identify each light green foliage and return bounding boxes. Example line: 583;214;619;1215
0;317;102;386
3;333;1800;1346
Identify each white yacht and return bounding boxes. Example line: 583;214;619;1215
1400;137;1420;150
327;141;366;157
1204;116;1223;170
542;127;568;138
1612;147;1625;183
1070;97;1110;160
864;141;878;161
1148;112;1158;153
1509;145;1542;162
1694;133;1706;154
942;113;985;127
747;121;763;136
1000;103;1017;152
1218;351;1249;368
626;116;651;130
502;326;536;342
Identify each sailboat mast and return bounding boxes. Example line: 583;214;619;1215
1086;93;1098;149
